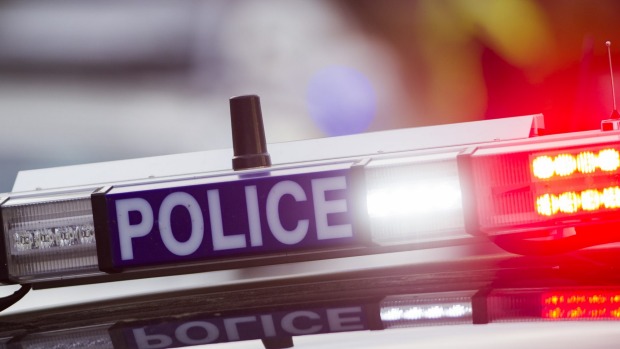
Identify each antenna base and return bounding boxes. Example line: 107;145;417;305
601;118;620;131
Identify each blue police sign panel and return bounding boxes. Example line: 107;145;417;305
93;166;365;271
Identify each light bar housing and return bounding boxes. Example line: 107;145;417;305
0;115;543;285
0;149;471;284
0;191;100;283
459;131;620;236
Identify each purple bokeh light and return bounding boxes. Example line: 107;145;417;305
306;66;377;136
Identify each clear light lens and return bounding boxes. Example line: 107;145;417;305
364;152;466;245
2;192;100;282
380;293;473;328
17;325;113;349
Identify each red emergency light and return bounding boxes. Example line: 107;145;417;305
541;290;620;320
484;287;620;323
459;131;620;243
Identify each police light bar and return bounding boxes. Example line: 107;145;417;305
2;149;467;282
1;110;544;285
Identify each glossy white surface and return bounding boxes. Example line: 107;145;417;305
12;115;542;192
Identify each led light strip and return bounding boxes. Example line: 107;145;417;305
484;288;620;323
380;303;472;321
542;291;620;320
532;148;620;179
535;187;620;216
379;292;474;328
363;151;466;245
11;218;95;253
366;182;462;218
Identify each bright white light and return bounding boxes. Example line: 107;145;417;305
403;307;424;320
445;304;471;317
364;154;466;245
380;308;404;321
366;181;462;218
424;306;444;319
380;303;472;322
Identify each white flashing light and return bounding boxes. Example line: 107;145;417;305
365;152;466;245
367;182;461;218
380;292;474;328
1;191;101;282
403;307;424;320
380;308;404;321
380;304;473;322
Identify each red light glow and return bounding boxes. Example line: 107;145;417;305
532;155;554;179
536;186;620;216
576;151;597;174
542;291;620;320
532;149;620;179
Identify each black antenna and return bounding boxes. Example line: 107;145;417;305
229;95;272;171
606;41;620;119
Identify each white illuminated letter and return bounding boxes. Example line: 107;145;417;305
267;181;309;245
208;189;247;251
223;316;257;341
246;186;263;247
175;321;220;345
116;198;154;261
312;176;353;240
158;192;204;256
281;311;322;335
133;328;172;349
326;307;364;331
260;315;277;337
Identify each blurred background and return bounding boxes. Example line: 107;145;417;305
1;0;620;192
